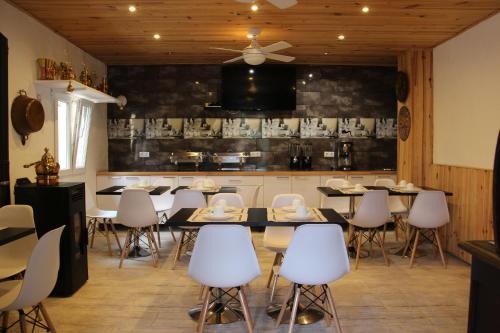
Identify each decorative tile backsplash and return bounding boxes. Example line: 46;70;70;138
107;65;398;171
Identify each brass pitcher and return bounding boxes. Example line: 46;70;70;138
23;148;60;185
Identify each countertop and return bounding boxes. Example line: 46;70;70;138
97;169;397;176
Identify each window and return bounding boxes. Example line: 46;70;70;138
56;96;93;173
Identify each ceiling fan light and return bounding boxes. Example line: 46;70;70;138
243;52;266;65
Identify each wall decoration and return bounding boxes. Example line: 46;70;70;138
145;118;183;139
300;118;338;138
108;118;145;139
338;118;375;138
398;106;411;141
262;118;300;138
222;118;262;138
376;118;398;139
184;118;222;139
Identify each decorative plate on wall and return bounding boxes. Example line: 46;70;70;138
398;106;411;141
396;71;409;102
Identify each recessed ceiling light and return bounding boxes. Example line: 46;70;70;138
195;81;200;85
251;4;259;12
249;69;255;74
153;34;161;40
301;80;307;85
247;34;254;39
128;5;136;12
338;34;345;40
324;52;328;55
308;73;314;79
249;76;254;81
362;6;370;13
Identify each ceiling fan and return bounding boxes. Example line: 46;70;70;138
236;0;298;9
211;27;295;65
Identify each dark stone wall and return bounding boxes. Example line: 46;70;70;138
107;65;397;171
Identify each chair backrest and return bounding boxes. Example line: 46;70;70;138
188;225;261;288
374;178;407;213
169;190;207;218
373;178;396;187
352;190;391;228
0;205;35;228
5;226;65;310
321;179;351;213
279;224;349;285
408;191;450;228
117;189;158;227
192;178;216;188
271;194;305;208
251;184;262;208
209;193;245;208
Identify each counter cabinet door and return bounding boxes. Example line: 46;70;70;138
263;176;292;207
291;176;321;207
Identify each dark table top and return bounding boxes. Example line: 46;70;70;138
317;185;453;197
0;227;36;246
170;186;238;196
96;186;171;196
166;208;347;227
459;240;500;270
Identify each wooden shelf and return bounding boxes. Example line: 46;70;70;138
34;80;118;104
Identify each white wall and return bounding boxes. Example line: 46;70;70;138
0;0;108;198
433;12;500;170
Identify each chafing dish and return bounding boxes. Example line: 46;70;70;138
211;152;250;170
170;152;205;169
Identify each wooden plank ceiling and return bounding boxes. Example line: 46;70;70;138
9;0;500;65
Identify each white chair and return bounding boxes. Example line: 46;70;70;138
404;191;450;268
151;195;177;248
264;194;304;302
347;190;391;269
191;178;216;188
188;225;261;333
0;226;64;333
321;179;351;216
374;178;408;241
170;190;207;268
276;224;349;333
209;193;245;208
85;188;121;256
0;205;38;280
117;189;160;268
251;185;262;208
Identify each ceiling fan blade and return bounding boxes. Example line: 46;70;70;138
260;41;292;53
267;0;298;9
210;47;244;53
265;53;295;63
223;56;245;64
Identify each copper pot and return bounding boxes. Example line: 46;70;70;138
11;90;45;145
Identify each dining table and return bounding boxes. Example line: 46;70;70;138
0;227;36;246
166;207;347;326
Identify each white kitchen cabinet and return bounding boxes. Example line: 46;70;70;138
291;176;321;207
211;176;263;207
320;175;347;185
178;175;204;186
263;176;291;207
374;174;398;184
96;176;124;210
348;174;376;186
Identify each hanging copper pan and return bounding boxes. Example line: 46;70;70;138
11;90;45;145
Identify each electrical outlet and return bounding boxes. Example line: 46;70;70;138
139;151;150;158
324;151;335;158
250;151;262;157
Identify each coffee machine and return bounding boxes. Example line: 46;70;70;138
289;143;301;170
301;143;313;170
338;141;353;170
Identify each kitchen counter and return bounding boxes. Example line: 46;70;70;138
97;169;396;176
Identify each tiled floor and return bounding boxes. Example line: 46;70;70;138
2;231;470;333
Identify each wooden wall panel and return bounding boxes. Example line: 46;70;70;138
397;49;494;263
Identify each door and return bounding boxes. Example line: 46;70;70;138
0;34;9;207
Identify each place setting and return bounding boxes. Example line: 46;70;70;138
267;199;327;223
187;199;248;223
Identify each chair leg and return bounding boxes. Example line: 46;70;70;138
434;228;447;268
89;219;97;248
18;310;27;333
402;227;415;258
269;270;279;302
172;231;186;269
276;282;294;327
145;228;157;267
39;302;56;332
197;287;211;333
156;221;162;248
109;220;122;251
324;285;343;333
198;285;206;300
376;231;390;266
169;227;177;242
409;229;420;268
287;284;301;333
119;229;132;268
239;287;254;333
102;218;113;256
2;311;9;331
267;253;281;288
355;230;363;270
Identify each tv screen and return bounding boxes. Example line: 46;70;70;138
221;65;296;111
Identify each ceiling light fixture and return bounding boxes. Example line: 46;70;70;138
324;52;329;55
153;34;161;40
338;34;345;40
251;3;259;12
308;73;314;79
128;5;136;12
249;69;255;74
362;6;370;13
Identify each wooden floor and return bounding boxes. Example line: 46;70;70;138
2;231;470;333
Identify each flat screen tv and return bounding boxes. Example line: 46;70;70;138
221;65;296;111
493;130;500;254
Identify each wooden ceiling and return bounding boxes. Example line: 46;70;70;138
9;0;500;66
